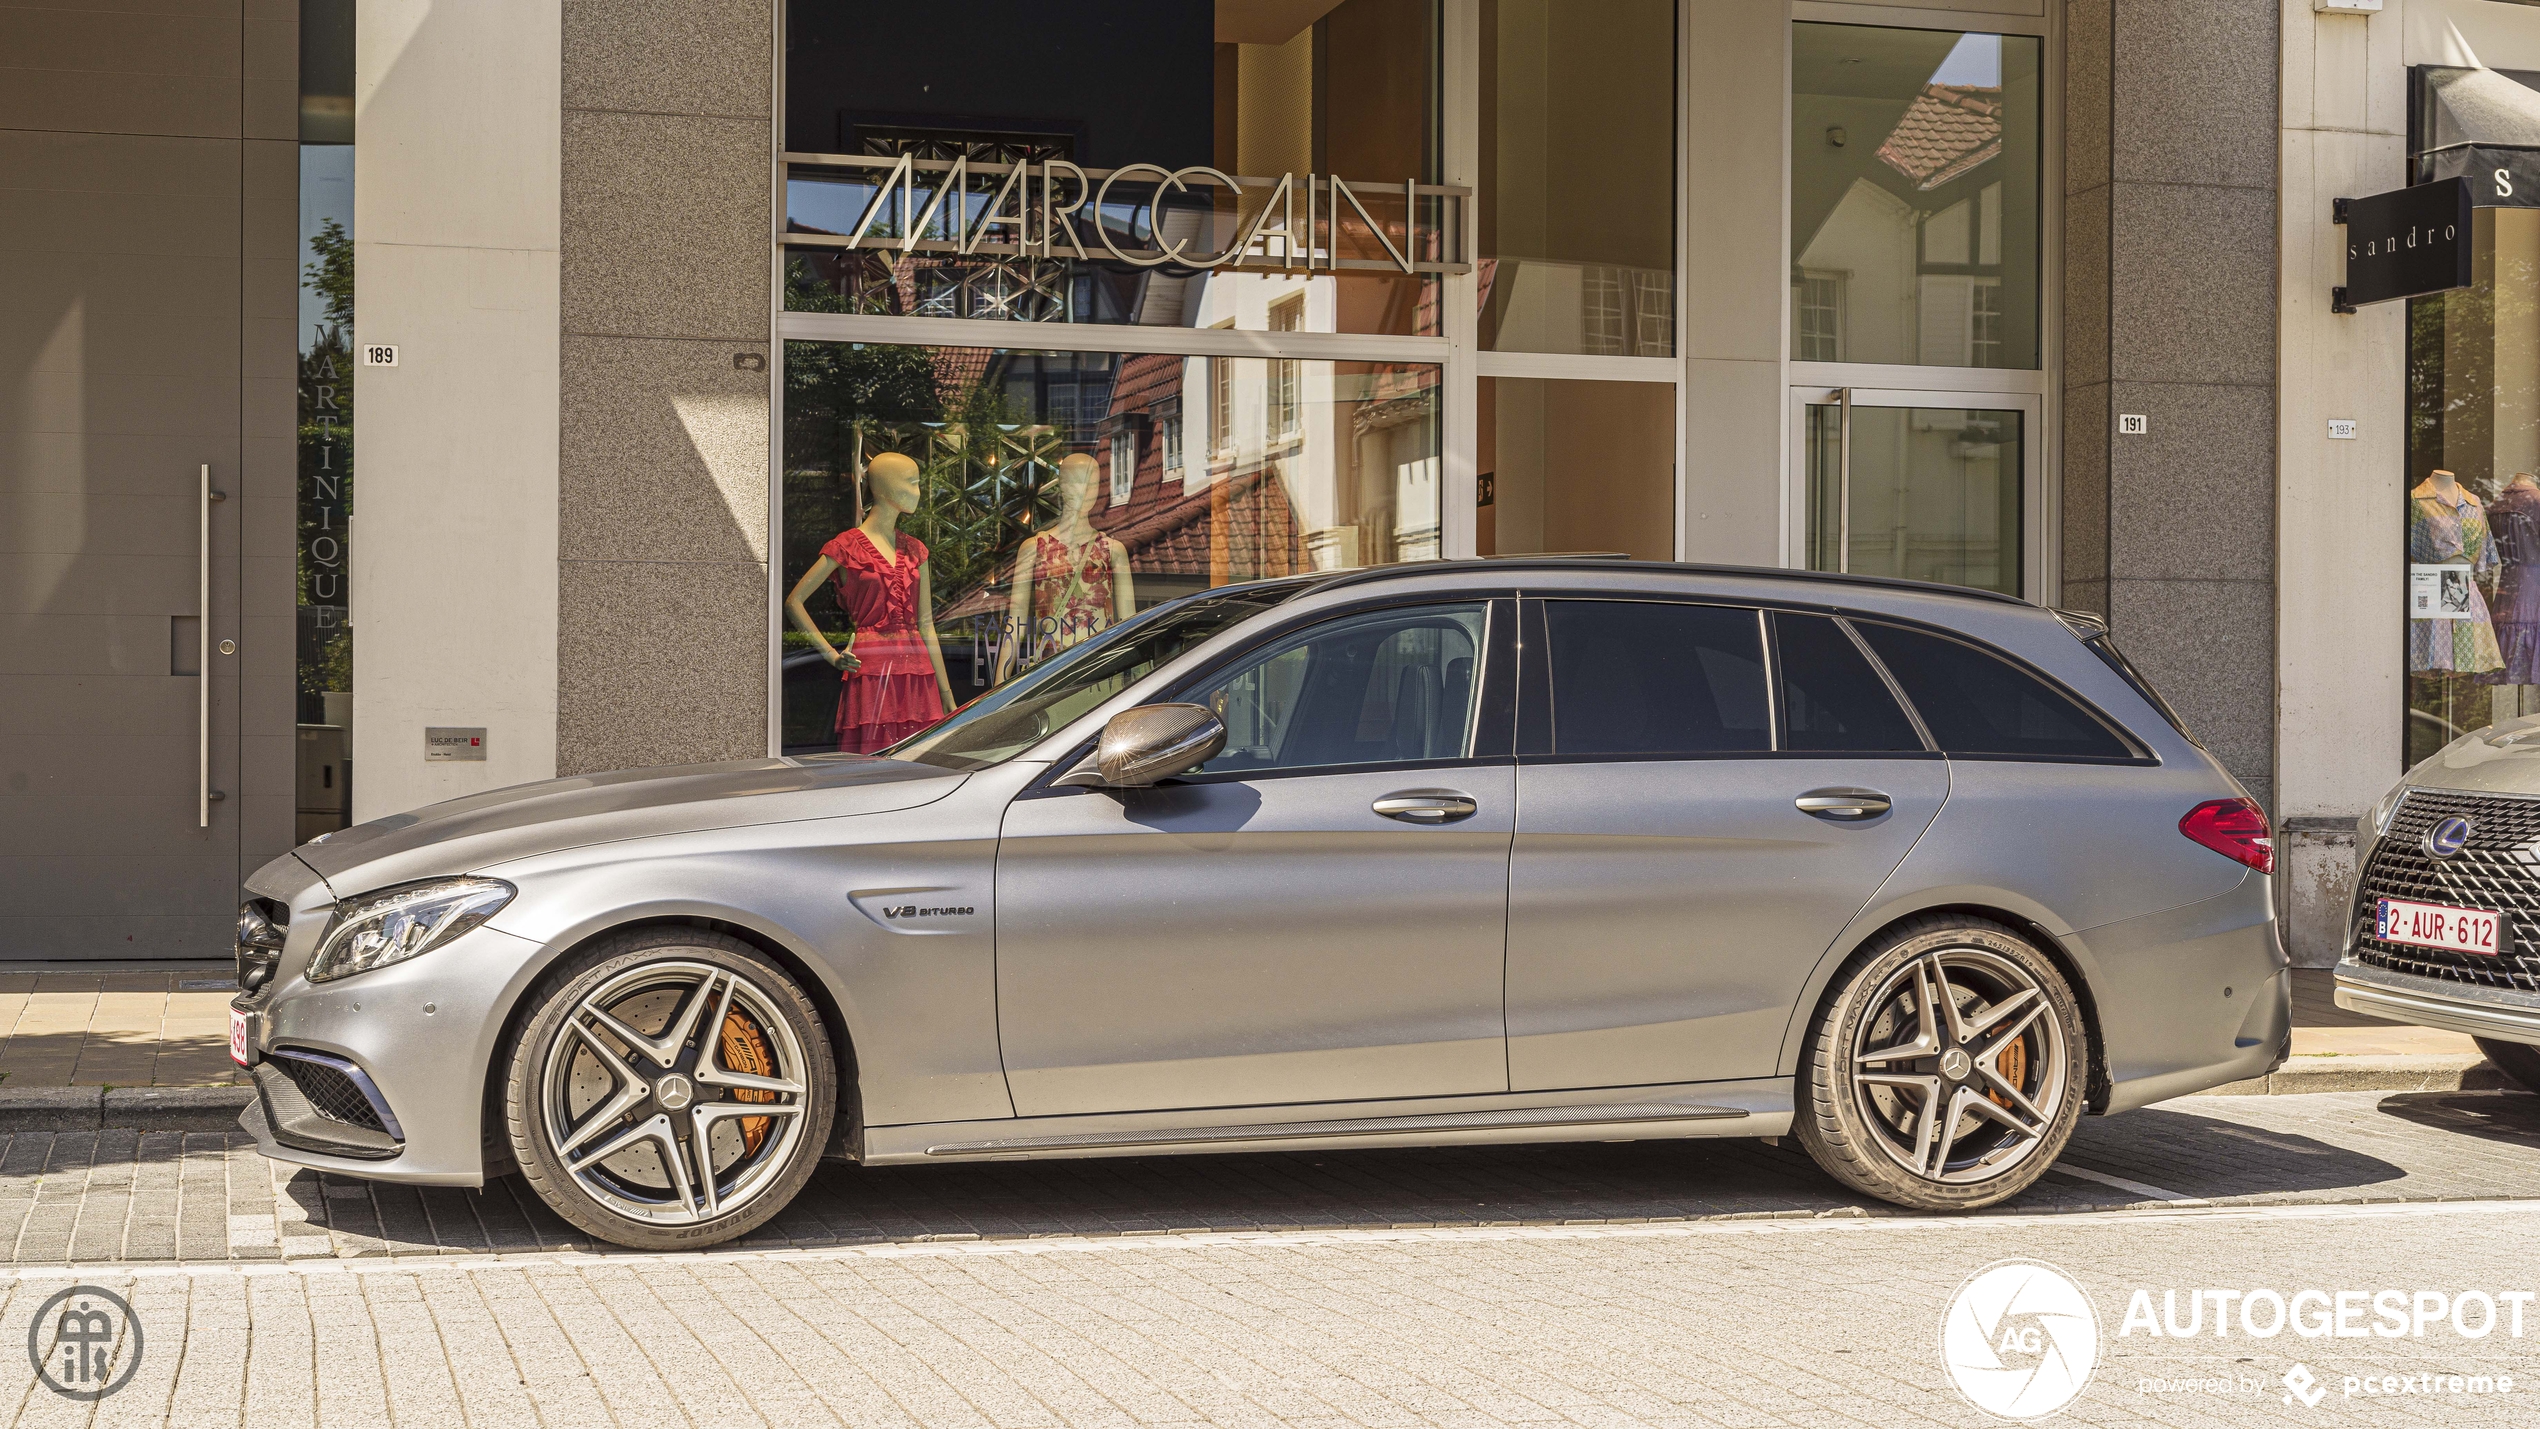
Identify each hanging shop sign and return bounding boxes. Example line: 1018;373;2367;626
2332;177;2471;313
781;151;1470;276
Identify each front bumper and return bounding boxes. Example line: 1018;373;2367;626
2334;959;2540;1047
232;920;545;1187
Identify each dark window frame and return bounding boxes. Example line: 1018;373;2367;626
1843;615;2155;765
1520;596;1782;762
1767;609;1935;755
1507;587;2154;767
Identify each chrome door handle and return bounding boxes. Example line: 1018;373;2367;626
1796;788;1891;820
198;463;226;829
1373;790;1479;824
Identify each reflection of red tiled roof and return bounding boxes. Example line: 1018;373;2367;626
931;347;991;398
1877;84;2002;191
1111;467;1304;580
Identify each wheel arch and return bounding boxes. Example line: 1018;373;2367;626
479;913;865;1176
1778;899;2113;1115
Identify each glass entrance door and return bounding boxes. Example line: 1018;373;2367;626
1793;388;2039;600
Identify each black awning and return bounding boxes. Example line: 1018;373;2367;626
2419;144;2540;206
2415;64;2540;205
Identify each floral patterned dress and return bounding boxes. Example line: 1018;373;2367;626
2410;482;2505;675
1025;531;1120;661
822;528;943;753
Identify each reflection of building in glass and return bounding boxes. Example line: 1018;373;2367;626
1790;27;2039;370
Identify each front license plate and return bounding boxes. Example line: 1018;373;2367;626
229;1008;250;1066
2376;897;2504;956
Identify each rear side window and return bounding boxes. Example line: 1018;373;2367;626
1853;622;2134;760
1772;613;1924;752
1545;601;1769;755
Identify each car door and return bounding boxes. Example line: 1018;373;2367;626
995;597;1517;1118
1504;598;1950;1090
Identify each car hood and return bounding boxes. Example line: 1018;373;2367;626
2407;713;2540;796
290;755;966;896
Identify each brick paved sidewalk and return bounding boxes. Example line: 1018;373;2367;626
5;1195;2537;1428
0;970;241;1090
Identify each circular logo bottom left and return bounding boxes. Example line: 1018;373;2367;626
28;1285;142;1400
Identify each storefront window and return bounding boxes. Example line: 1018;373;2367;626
1790;23;2041;370
783;0;1444;335
779;340;1440;755
2406;206;2540;764
1479;0;1676;356
1478;377;1673;560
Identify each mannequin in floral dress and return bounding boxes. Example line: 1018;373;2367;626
995;452;1136;683
782;452;958;753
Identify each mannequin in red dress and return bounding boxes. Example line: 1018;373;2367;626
782;452;958;753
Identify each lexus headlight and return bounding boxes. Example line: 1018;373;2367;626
2367;782;2409;840
308;878;513;982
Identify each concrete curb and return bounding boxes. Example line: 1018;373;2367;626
0;1086;253;1133
2194;1054;2517;1097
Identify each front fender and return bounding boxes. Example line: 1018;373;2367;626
479;791;1017;1129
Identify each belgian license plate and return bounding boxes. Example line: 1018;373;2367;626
2376;897;2504;956
229;1008;250;1066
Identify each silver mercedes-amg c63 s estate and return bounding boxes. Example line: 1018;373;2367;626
231;559;2288;1248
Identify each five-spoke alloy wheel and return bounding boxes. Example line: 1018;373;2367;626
1795;917;2085;1211
503;930;836;1249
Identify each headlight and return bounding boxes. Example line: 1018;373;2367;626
2367;782;2409;840
308;878;513;983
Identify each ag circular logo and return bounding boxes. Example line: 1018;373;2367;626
26;1284;142;1400
1940;1259;2099;1421
2425;815;2474;859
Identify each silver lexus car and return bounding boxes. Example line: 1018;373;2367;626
2334;722;2540;1094
231;560;2287;1248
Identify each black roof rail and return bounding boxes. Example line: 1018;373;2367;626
1298;557;2036;608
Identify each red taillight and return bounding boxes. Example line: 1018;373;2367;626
2180;797;2273;874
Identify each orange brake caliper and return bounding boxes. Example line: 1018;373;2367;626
717;1009;778;1154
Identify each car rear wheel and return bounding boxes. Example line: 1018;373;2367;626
503;929;836;1250
2473;1036;2540;1094
1794;917;2085;1212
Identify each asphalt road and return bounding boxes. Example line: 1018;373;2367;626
2;1090;2538;1426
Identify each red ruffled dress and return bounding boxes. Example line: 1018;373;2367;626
822;528;945;753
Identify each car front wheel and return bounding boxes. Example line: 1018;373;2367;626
2473;1036;2540;1094
503;929;837;1250
1794;917;2085;1212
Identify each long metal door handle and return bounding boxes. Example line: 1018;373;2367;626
1373;791;1479;824
199;464;225;828
1796;788;1891;820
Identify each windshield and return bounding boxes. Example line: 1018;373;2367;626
887;583;1309;770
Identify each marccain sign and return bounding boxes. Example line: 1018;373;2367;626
783;151;1472;275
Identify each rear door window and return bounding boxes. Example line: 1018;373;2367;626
1853;621;2134;760
1543;601;1770;756
1771;612;1925;752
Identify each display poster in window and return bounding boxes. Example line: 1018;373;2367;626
2412;563;2477;620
